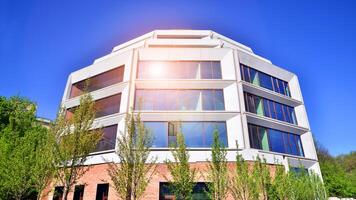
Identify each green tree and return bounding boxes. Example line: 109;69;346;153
51;93;103;200
107;112;156;200
317;143;355;197
165;131;197;200
252;156;271;200
229;153;258;200
206;129;228;200
0;96;55;200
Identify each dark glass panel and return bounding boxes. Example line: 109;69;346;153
241;64;250;82
73;185;84;200
278;79;286;95
296;136;304;156
95;184;109;200
249;124;261;149
53;187;64;200
269;129;285;154
259;72;273;90
95;125;117;152
70;66;124;98
274;103;285;121
95;94;121;118
263;99;271;118
168;122;177;147
249;67;259;85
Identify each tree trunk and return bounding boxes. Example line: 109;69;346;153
63;186;70;200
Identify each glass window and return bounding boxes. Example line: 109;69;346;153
159;182;209;200
95;125;117;152
202;90;224;110
249;124;260;149
201;61;222;79
240;64;250;82
249;67;259;85
73;185;84;200
259;72;273;90
53;186;64;200
182;122;203;147
95;94;121;118
263;99;271;118
274;103;285;121
278;79;286;95
168;122;177;147
144;122;168;148
205;122;228;147
96;184;109;200
258;127;269;151
138;61;221;79
136;90;223;111
70;66;124;98
268;129;285;154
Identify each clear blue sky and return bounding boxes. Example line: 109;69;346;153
1;0;355;156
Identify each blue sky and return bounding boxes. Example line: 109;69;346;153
1;0;355;156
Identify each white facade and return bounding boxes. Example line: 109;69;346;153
62;30;320;175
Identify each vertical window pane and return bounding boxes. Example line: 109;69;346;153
241;64;250;82
95;94;121;118
278;79;286;95
95;125;117;152
70;66;124;98
258;127;269;151
249;124;260;149
53;187;64;200
254;95;264;116
73;185;84;200
96;184;109;200
296;136;304;156
201;61;221;79
202;90;224;110
205;122;227;147
145;122;168;148
182;122;203;147
211;61;222;79
269;129;285;154
274;103;284;121
263;99;271;118
168;122;177;147
249;68;259;85
259;72;273;90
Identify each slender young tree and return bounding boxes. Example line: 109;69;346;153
252;156;271;200
165;130;197;200
107;112;157;200
206;129;228;200
52;93;103;200
229;153;258;200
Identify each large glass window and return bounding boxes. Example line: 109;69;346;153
244;92;297;125
95;184;109;200
240;64;291;97
138;61;222;79
94;125;117;152
135;89;224;111
66;94;121;120
143;121;228;148
73;185;85;200
159;182;209;200
53;186;64;200
248;124;304;156
70;66;124;98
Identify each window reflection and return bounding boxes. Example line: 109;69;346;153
244;92;297;125
138;61;221;79
135;90;224;111
248;124;304;156
240;64;291;97
94;125;117;152
70;66;124;98
143;121;228;148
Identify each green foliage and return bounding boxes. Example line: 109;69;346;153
206;130;228;200
52;93;103;200
0;96;55;200
107;112;156;200
252;156;272;200
165;130;196;200
229;153;259;200
317;144;356;197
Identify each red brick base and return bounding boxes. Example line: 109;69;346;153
42;162;277;200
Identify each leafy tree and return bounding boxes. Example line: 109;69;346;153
252;156;271;200
206;129;228;200
107;112;156;200
0;96;55;200
316;143;356;197
229;153;258;200
165;130;197;200
51;93;103;200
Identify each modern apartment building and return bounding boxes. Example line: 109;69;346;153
50;30;321;200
